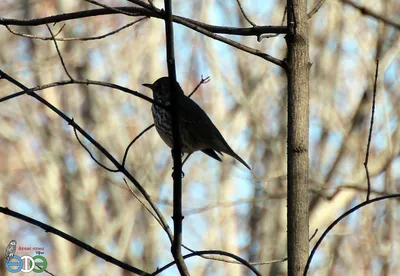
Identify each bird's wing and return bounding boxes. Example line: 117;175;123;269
178;95;234;151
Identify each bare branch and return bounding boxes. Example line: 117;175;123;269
72;121;119;172
341;0;400;30
6;18;147;41
123;178;162;226
364;59;379;201
0;206;150;275
46;24;73;80
0;69;174;245
1;7;286;35
153;249;262;276
122;124;155;167
304;194;400;276
236;0;257;27
307;0;327;19
0;78;166;108
1;6;286;67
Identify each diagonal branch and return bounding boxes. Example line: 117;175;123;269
1;6;286;67
46;24;73;80
0;206;150;275
236;0;257;27
0;70;174;244
341;0;400;30
304;194;400;276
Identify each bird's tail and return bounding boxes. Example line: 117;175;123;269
226;150;251;171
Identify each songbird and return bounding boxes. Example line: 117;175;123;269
143;77;251;170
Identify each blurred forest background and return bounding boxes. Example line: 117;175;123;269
0;0;399;275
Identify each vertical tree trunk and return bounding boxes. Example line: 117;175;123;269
286;0;310;275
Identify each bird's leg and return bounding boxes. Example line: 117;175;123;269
171;150;186;178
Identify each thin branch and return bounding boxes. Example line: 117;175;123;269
188;75;210;97
152;250;262;276
46;24;73;80
0;206;150;276
309;228;318;241
364;58;379;201
0;69;174;244
123;178;162;226
307;0;327;19
236;0;257;27
181;244;286;266
6;18;147;41
1;7;287;67
5;23;64;39
122;124;155;167
0;78;166;108
171;14;286;68
304;194;400;276
341;0;400;30
72;122;119;172
127;0;285;66
173;228;319;268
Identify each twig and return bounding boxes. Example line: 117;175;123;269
122;124;155;166
152;249;262;276
0;206;150;275
0;7;287;67
72;121;119;172
181;243;286;266
6;18;147;41
46;24;73;80
307;0;327;19
123;178;162;226
188;75;210;97
236;0;257;27
364;59;379;201
173;228;318;268
0;69;174;245
0;78;166;108
304;194;400;276
341;0;400;30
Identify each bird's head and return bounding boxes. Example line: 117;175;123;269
143;77;183;104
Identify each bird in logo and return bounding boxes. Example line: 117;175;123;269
5;240;17;262
143;77;251;170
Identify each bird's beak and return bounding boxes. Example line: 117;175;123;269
142;83;153;89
